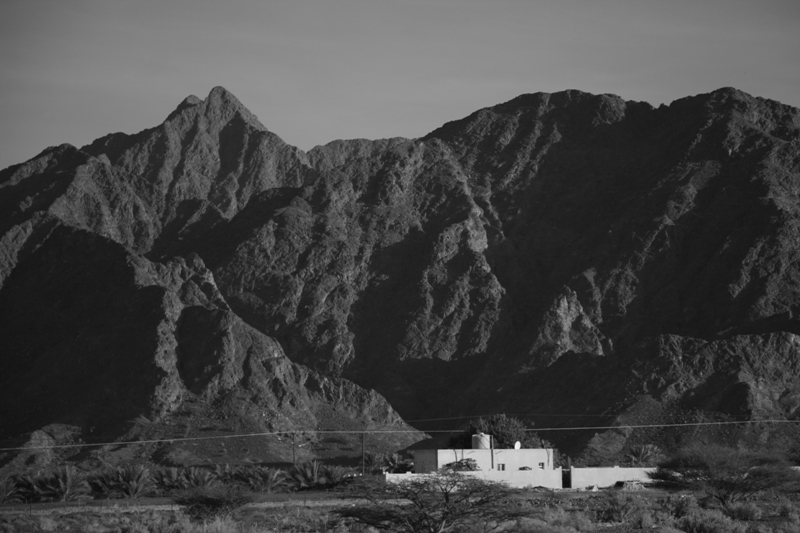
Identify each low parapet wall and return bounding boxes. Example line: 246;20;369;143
386;468;563;489
570;467;653;489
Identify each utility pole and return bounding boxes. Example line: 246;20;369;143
490;434;494;470
361;432;366;475
292;432;296;465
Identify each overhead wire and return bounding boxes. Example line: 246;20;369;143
1;418;797;452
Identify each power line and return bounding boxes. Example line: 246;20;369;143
0;412;624;445
527;419;800;432
406;412;611;422
1;419;797;453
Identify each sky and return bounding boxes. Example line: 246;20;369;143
1;0;799;170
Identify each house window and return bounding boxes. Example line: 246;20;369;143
497;464;506;471
538;463;545;469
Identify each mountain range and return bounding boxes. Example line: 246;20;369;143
1;86;799;469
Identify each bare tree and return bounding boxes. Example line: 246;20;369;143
336;471;523;533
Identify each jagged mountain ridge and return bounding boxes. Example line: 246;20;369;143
1;86;800;464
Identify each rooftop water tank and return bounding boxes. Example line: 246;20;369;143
472;433;492;449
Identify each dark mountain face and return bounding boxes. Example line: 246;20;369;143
2;86;800;465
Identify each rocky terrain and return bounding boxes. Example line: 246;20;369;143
1;86;800;467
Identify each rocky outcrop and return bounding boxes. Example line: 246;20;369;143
2;86;800;463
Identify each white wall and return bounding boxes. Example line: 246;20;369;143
386;469;563;489
413;448;555;473
570;467;654;489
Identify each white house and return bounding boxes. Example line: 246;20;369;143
401;433;563;489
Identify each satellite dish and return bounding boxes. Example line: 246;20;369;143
514;441;521;450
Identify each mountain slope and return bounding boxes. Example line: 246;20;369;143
2;86;800;465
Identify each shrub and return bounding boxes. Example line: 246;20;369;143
595;492;647;523
630;511;656;529
678;508;747;533
724;501;762;521
540;507;594;531
660;494;699;518
778;500;795;517
363;451;385;473
172;484;253;522
383;452;413;473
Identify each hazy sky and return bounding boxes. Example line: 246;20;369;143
2;0;799;170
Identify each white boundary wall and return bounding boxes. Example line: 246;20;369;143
570;467;654;489
385;468;562;489
414;448;555;473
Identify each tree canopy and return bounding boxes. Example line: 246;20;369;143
447;414;552;449
648;445;800;505
336;471;523;533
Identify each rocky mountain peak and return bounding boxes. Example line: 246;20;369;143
166;94;203;120
200;86;267;131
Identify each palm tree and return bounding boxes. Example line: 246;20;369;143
0;477;21;504
285;461;324;490
239;466;287;493
21;466;88;502
182;467;219;489
627;444;662;466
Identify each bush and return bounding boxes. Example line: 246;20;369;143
540;507;594;531
724;501;762;521
778;500;796;517
678;508;747;533
172;484;253;522
382;452;414;473
595;492;648;523
660;494;699;518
